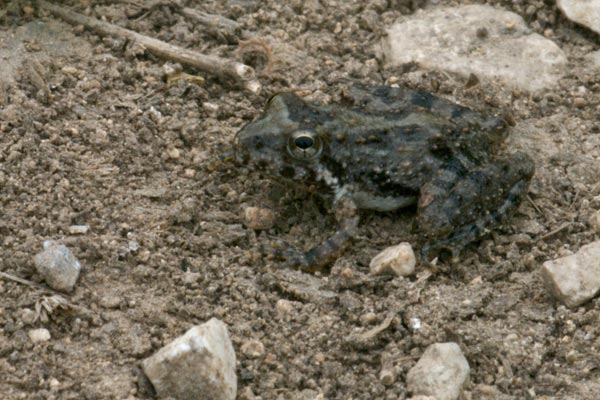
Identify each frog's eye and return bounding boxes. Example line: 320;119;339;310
266;93;279;105
287;130;323;160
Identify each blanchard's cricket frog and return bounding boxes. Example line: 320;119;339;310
234;86;534;271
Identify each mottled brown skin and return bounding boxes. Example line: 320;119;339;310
234;86;534;271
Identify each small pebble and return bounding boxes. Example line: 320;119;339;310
142;318;237;400
67;225;89;234
49;378;60;390
369;242;416;276
407;342;470;400
21;308;36;325
241;339;265;359
34;241;81;292
275;299;294;315
203;102;220;113
99;295;122;309
243;206;276;230
28;328;51;344
540;240;600;307
360;312;378;325
166;147;181;159
182;271;201;286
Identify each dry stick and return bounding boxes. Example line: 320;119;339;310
38;1;261;94
180;7;240;42
0;271;54;292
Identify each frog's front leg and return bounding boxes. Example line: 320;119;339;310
417;152;534;261
262;196;359;272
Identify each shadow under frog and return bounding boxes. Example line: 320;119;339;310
234;86;534;272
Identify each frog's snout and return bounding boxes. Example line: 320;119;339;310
233;129;276;171
233;128;254;165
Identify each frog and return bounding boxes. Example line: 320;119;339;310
234;86;535;272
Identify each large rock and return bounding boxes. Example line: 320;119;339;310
381;5;567;92
541;241;600;308
557;0;600;35
407;342;470;400
34;241;81;292
142;318;237;400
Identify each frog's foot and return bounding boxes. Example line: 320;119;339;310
258;240;316;271
418;153;534;263
258;215;359;272
420;241;461;264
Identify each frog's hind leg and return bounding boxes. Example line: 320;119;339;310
260;197;360;272
260;215;359;272
417;152;534;261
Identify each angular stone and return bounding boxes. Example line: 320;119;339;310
369;242;416;276
540;241;600;308
142;318;237;400
557;0;600;35
407;342;470;400
381;5;567;92
34;241;81;292
28;328;51;344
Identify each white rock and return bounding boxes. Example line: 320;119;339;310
590;211;600;233
540;241;600;308
407;342;470;400
28;328;51;344
369;242;416;276
557;0;600;34
67;225;89;234
381;5;567;92
34;241;81;292
142;318;237;400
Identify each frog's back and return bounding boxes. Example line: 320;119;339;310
317;86;509;207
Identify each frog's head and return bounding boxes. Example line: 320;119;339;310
234;93;330;184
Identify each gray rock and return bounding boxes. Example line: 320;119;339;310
381;5;567;92
540;241;600;308
407;342;470;400
557;0;600;35
34;241;81;292
142;318;237;400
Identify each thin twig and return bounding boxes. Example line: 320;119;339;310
38;1;261;94
527;195;543;215
0;271;52;291
537;222;571;241
180;8;240;42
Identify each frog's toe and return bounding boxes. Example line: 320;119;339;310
420;241;461;264
258;241;313;270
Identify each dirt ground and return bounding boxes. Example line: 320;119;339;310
1;0;599;399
